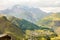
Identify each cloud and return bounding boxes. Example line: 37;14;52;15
40;7;60;13
0;0;60;8
27;0;60;7
0;0;60;12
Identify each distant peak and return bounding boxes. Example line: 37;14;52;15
0;14;6;17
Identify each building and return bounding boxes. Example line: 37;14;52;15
0;34;11;40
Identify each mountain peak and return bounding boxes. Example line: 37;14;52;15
0;14;6;17
0;5;50;23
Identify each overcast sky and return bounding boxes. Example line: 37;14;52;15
0;0;60;13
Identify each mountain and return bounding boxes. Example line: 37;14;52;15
6;15;52;32
37;13;60;35
0;14;54;32
0;14;57;40
7;15;58;38
0;5;50;23
7;16;40;31
0;15;24;40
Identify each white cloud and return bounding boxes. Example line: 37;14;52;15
0;0;60;7
40;7;60;13
0;0;60;12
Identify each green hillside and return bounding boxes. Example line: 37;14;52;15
37;13;60;35
6;16;57;40
6;16;54;32
0;14;58;40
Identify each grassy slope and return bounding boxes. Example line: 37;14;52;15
0;14;58;40
37;13;60;35
7;16;54;31
0;16;24;40
7;16;57;37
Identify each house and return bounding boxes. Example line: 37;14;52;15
0;34;11;40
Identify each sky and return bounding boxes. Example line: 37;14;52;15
0;0;60;13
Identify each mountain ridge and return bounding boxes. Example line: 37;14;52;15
0;5;51;23
37;13;60;35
